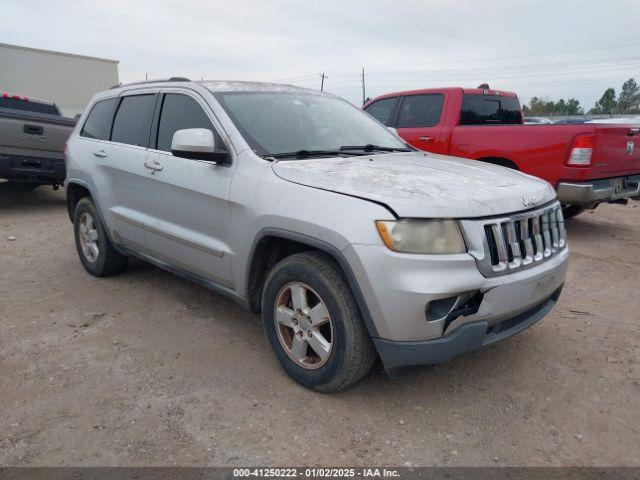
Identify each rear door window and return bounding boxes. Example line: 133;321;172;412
110;94;157;147
460;95;522;125
396;94;444;128
155;93;223;153
80;98;118;140
364;97;399;126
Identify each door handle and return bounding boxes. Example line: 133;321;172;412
24;124;44;135
419;136;435;142
144;160;163;173
93;150;107;158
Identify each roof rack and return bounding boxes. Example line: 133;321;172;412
110;77;191;89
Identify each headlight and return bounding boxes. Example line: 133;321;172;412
375;219;466;254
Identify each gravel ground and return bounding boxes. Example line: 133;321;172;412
0;183;639;467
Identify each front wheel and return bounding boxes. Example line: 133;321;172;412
261;251;377;392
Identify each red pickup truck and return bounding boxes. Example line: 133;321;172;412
363;87;640;217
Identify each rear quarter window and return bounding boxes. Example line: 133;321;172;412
460;94;522;125
80;98;119;140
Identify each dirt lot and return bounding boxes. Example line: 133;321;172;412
0;183;639;467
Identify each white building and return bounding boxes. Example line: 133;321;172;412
0;43;119;117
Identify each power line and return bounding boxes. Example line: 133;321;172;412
349;41;640;72
302;57;640;90
352;55;640;80
267;45;640;108
269;43;640;84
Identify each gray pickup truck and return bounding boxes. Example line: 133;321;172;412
0;93;75;190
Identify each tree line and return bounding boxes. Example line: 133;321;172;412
522;78;640;116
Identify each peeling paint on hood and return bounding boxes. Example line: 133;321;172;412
272;152;557;218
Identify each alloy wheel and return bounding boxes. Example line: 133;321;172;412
273;281;334;369
78;212;99;263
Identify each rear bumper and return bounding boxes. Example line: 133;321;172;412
557;174;640;205
0;153;65;184
374;286;562;377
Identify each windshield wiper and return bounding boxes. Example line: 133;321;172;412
339;144;411;153
266;149;366;160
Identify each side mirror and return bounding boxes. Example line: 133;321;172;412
171;128;229;164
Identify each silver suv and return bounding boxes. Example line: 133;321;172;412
65;79;569;391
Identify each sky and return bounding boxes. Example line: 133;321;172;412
3;0;640;111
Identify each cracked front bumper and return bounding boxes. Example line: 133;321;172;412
343;242;569;373
344;244;569;342
373;286;562;377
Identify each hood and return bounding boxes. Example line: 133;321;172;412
272;152;556;218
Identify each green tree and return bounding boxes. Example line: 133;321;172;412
554;98;583;115
590;88;617;114
617;78;640;113
554;99;567;114
566;98;583;115
524;97;583;116
525;97;555;115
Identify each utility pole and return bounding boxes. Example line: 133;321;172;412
319;73;327;92
361;67;366;106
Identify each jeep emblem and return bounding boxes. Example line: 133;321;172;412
522;195;538;207
626;140;634;156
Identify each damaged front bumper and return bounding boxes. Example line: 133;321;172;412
373;286;562;377
343;240;569;375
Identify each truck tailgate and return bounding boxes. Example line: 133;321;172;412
0;108;75;161
592;125;640;177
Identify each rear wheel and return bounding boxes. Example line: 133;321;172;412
73;197;127;276
562;205;585;219
261;251;377;392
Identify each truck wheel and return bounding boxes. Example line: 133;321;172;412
261;251;377;392
562;205;585;219
73;197;127;277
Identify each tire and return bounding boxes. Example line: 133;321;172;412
261;251;377;392
8;181;40;192
73;197;127;277
562;205;585;219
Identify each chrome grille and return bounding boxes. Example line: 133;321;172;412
465;202;566;277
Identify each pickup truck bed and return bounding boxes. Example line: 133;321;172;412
0;95;76;188
364;87;640;211
448;123;640;204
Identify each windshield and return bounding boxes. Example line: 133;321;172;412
213;91;408;157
